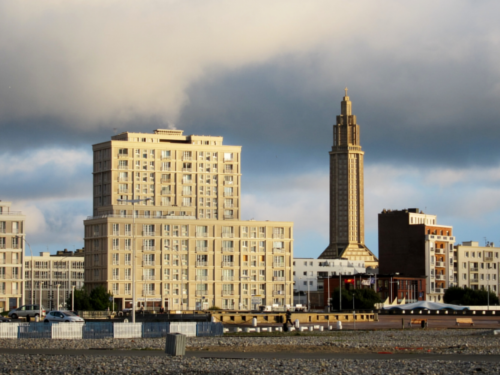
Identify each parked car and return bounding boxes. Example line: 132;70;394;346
0;315;12;323
44;310;85;323
8;305;46;319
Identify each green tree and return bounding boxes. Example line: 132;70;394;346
444;286;499;306
89;285;114;310
330;287;381;310
65;287;92;311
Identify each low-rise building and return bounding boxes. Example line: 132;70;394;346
293;258;365;307
25;249;85;310
0;201;25;311
453;241;499;295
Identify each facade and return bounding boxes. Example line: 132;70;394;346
25;249;85;310
0;201;25;311
453;241;499;295
319;90;378;269
84;129;293;310
323;274;427;306
379;208;455;302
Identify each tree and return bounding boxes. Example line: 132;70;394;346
89;285;114;311
66;287;92;311
330;287;382;310
444;286;499;306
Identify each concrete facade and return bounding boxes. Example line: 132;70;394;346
25;250;85;310
319;90;378;269
0;201;25;311
454;241;500;296
379;208;455;302
84;129;293;310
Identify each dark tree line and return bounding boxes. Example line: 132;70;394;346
66;286;116;311
443;286;499;306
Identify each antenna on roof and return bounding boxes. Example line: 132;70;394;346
113;128;118;135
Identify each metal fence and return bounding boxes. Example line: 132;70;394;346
0;322;223;339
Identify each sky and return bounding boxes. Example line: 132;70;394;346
2;0;500;258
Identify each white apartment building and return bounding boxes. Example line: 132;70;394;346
25;250;85;310
0;201;25;312
84;129;293;310
454;241;500;295
293;258;366;294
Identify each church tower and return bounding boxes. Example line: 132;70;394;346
318;89;378;269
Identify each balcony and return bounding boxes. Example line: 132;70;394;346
224;204;234;209
182;203;192;207
182;156;192;161
485;256;494;262
196;290;208;296
273;291;285;296
223;192;234;197
242;261;248;267
125;261;131;266
273;277;285;281
222;262;234;267
272;234;284;239
224;215;234;220
224;180;234;185
435;288;445;294
182;168;192;172
161;178;171;184
196;275;208;281
142;231;155;237
196;247;208;252
143;275;155;281
435;261;445;267
435;249;444;254
273;248;284;254
223;158;234;163
142;246;155;251
273;262;285;268
196;232;208;238
142;290;155;296
118;177;129;182
161;167;171;172
224;169;235;174
222;247;234;253
222;233;234;238
143;261;155;266
470;267;479;272
435;275;445;280
259;262;266;267
118;166;129;170
222;290;234;296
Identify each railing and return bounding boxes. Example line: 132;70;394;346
196;247;208;252
242;261;248;266
272;234;284;239
436;261;445;267
196;232;208;238
182;203;192;207
182;156;192;161
273;262;285;268
273;248;284;253
0;211;23;215
224;169;235;174
273;277;285;281
143;261;155;266
196;275;208;281
222;262;233;267
273;291;285;296
161;179;171;183
142;290;155;296
223;158;234;163
118;177;129;182
222;233;234;238
182;191;193;196
125;261;131;266
224;215;234;220
435;249;444;254
224;180;233;185
259;262;265;267
142;246;155;251
196;290;207;296
435;275;445;280
435;288;445;293
485;256;494;262
222;276;234;281
224;204;234;208
222;291;234;296
223;192;233;197
470;267;479;272
161;167;171;171
161;191;171;195
182;168;192;172
142;275;155;281
118;166;129;170
222;247;234;253
196;261;208;267
142;231;155;236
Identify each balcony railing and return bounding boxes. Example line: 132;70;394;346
142;275;155;281
161;167;171;172
435;261;445;267
273;291;285;296
222;262;234;267
224;180;234;185
485;256;494;262
222;233;234;238
222;290;234;296
182;168;192;172
435;275;445;280
196;247;208;252
142;246;155;251
142;231;155;236
161;178;171;183
182;156;192;161
118;166;129;170
470;267;479;272
196;232;208;238
273;262;285;268
142;290;155;296
196;261;208;267
273;277;285;281
222;247;234;253
222;276;234;281
242;261;248;266
223;192;234;197
224;204;234;208
143;261;155;266
435;249;444;254
0;211;23;216
259;262;266;267
224;169;235;174
196;275;208;281
273;248;284;254
224;215;234;220
196;290;207;296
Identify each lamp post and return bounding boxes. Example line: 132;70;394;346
352;293;356;330
339;273;342;312
56;284;61;309
17;236;33;306
240;276;249;311
117;197;151;323
72;285;75;311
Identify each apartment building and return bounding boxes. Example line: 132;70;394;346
0;201;25;311
25;249;85;310
379;208;455;302
453;241;499;295
84;129;293;310
293;258;366;294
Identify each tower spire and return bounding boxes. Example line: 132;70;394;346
341;87;352;115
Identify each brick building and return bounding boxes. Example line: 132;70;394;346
378;208;455;302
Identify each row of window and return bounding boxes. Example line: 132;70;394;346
0;222;22;234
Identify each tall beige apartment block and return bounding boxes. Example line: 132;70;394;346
84;129;293;310
319;91;378;269
454;241;500;296
25;249;85;310
0;201;25;311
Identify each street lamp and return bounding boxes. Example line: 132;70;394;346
352;293;356;330
72;285;75;311
117;197;151;323
240;276;249;311
56;284;61;309
16;236;33;307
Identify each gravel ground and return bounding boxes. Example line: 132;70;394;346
1;329;499;354
0;354;500;374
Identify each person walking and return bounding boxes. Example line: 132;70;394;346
285;309;293;326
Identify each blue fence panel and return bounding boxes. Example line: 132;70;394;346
142;322;170;338
196;322;223;337
18;323;54;339
82;322;113;339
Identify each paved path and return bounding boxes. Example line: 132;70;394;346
3;348;500;362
